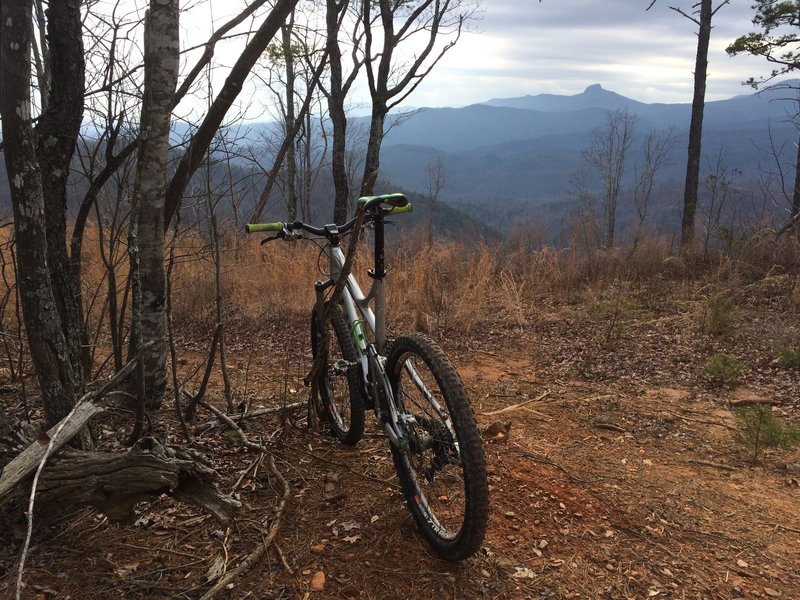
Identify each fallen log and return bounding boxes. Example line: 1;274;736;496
0;402;104;504
0;349;144;504
0;344;239;524
37;437;240;524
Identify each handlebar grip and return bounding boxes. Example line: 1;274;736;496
387;203;413;216
245;222;284;234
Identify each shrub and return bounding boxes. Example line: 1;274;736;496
703;354;744;388
589;283;641;344
734;404;800;464
776;344;800;369
704;290;735;334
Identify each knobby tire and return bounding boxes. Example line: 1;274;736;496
386;332;489;560
310;305;365;446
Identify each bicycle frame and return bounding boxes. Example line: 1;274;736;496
322;225;452;452
323;238;408;447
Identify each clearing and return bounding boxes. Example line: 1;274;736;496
1;272;799;599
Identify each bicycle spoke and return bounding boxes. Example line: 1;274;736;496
395;354;467;539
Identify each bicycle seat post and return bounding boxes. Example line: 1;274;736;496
368;211;387;353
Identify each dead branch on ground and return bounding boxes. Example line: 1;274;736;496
482;390;551;416
197;400;290;600
192;400;304;435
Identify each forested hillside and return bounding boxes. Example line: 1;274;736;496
378;83;800;236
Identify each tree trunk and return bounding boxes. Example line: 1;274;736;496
791;132;800;232
361;105;387;196
327;0;351;224
130;0;180;408
37;0;88;381
681;0;712;249
360;0;393;196
0;0;85;432
282;18;299;220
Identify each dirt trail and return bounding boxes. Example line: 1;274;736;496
2;279;800;599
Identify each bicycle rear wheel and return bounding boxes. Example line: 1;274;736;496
310;305;365;445
386;332;488;560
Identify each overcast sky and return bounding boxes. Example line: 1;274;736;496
402;0;787;107
164;0;790;119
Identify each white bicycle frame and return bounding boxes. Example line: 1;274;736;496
325;241;449;449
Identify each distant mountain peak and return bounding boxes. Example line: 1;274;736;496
483;84;642;113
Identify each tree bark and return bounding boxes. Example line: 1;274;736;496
361;105;387;196
0;0;85;431
36;0;89;402
37;0;88;380
282;16;299;220
327;0;353;224
681;0;712;249
130;0;180;408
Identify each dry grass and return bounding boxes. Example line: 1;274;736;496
168;233;320;326
0;221;798;377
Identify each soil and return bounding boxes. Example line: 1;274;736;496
1;273;800;599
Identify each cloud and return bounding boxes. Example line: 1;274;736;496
407;0;784;107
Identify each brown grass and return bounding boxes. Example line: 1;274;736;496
0;221;798;377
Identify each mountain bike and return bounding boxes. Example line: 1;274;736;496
246;193;489;560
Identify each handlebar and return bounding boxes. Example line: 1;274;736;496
245;193;412;239
245;222;284;234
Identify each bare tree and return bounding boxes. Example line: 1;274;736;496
631;127;676;254
138;0;299;408
0;0;87;432
359;0;476;196
752;119;800;231
648;0;731;249
249;43;329;222
128;0;180;410
325;0;365;223
261;7;329;221
281;11;300;220
426;156;446;243
582;110;636;248
700;149;741;258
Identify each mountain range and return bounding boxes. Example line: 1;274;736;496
1;82;798;241
376;82;800;236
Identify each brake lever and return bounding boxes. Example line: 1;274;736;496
260;229;304;245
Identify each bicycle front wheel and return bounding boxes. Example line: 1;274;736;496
310;305;365;446
386;332;488;560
